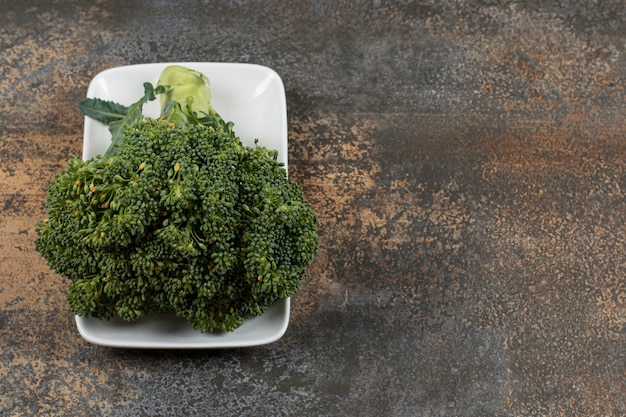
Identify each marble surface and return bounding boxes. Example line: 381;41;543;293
1;1;625;415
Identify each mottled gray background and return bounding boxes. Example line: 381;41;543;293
1;1;625;416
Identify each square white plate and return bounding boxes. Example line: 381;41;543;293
76;62;289;348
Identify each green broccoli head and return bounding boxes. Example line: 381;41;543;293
36;113;318;332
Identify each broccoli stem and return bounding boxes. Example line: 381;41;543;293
157;65;214;126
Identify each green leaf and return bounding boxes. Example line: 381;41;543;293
78;98;130;124
104;83;166;157
77;83;168;157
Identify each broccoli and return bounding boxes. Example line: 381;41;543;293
35;65;318;332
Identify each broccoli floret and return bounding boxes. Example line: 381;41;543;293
35;66;318;332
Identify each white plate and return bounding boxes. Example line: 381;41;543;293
76;62;289;348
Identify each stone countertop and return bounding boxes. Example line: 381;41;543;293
1;1;625;415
